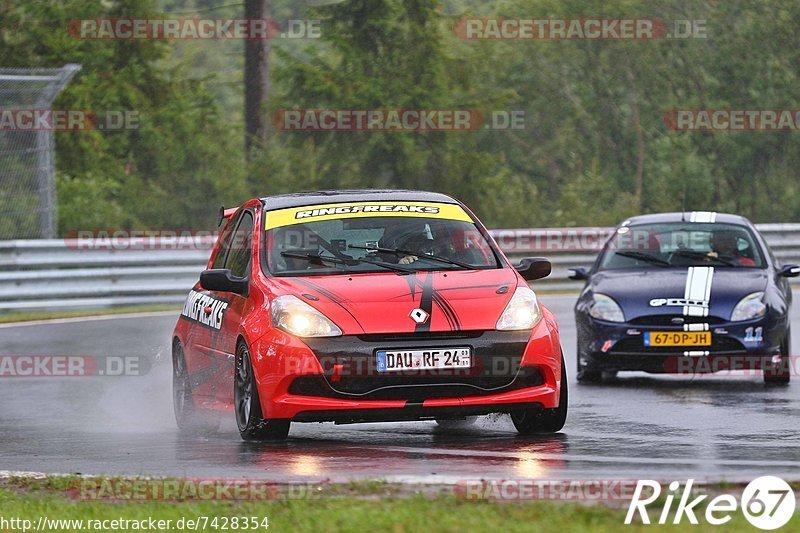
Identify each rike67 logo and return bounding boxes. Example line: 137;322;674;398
626;477;795;530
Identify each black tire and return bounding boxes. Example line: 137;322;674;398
435;417;477;429
511;354;568;434
764;330;791;385
235;341;290;441
576;349;602;383
173;341;219;433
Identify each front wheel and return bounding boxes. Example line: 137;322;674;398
511;354;568;434
576;349;601;383
764;330;791;385
235;342;290;441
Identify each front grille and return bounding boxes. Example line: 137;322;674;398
629;315;726;326
610;336;745;354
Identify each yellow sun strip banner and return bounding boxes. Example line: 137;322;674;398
264;201;473;230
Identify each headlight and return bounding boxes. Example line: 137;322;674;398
271;295;342;337
731;291;766;321
496;286;542;331
589;293;625;322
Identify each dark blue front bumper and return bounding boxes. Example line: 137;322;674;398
576;312;786;374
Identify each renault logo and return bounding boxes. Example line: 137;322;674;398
409;308;429;324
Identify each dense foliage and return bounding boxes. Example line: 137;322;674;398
1;0;799;234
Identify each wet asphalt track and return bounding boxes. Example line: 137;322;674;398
1;295;799;484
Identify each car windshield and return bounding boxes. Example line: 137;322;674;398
264;203;500;276
598;222;765;271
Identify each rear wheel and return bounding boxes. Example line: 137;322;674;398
235;342;290;441
764;330;791;385
511;354;568;434
173;342;219;433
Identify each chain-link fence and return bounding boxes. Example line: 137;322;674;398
0;64;81;239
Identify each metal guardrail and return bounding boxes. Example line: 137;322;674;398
1;224;799;311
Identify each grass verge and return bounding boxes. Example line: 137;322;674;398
1;476;796;532
0;305;181;324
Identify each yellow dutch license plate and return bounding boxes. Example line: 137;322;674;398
644;331;711;347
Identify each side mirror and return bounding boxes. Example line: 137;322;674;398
778;264;800;278
515;257;551;281
569;267;590;281
200;269;248;296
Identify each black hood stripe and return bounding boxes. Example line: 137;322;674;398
432;292;461;331
414;272;435;333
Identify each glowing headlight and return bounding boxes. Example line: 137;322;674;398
731;291;766;322
589;293;625;322
496;286;542;331
271;295;342;337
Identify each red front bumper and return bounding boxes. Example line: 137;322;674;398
249;314;563;422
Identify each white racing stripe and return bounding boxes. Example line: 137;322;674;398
683;266;714;317
689;211;717;223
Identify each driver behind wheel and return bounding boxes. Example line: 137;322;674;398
377;220;434;264
707;230;756;266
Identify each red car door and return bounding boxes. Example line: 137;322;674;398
181;211;240;404
208;209;255;404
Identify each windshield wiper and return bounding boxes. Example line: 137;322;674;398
348;244;475;269
670;249;736;267
614;250;671;267
280;251;413;274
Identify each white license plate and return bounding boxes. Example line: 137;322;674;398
376;347;472;372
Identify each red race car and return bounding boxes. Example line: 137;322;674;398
172;190;566;440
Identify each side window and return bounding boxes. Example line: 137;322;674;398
211;213;241;269
225;211;254;278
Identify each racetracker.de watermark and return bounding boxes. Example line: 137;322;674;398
283;353;538;379
490;228;614;253
272;109;525;131
665;109;800;131
454;18;707;40
456;479;648;502
68;18;320;40
76;478;321;501
663;354;800;377
490;227;698;253
0;355;148;377
64;230;218;251
0;109;139;131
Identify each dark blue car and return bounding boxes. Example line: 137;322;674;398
571;212;799;384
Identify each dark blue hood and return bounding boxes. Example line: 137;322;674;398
589;268;769;320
